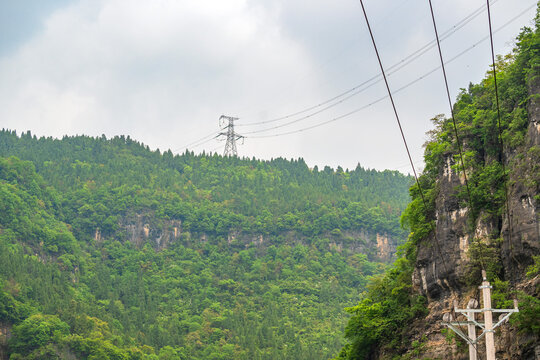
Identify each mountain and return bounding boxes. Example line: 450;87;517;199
337;5;540;359
0;133;411;359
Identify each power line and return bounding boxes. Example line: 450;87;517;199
358;0;450;275
245;2;535;139
187;136;219;150
485;0;516;284
173;132;219;152
241;77;381;135
173;1;534;155
237;0;500;128
238;0;530;137
248;94;386;138
427;0;474;210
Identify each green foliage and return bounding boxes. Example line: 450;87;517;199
464;240;502;286
526;255;540;277
0;131;411;241
511;293;540;336
9;314;70;355
0;157;77;255
405;335;428;359
336;251;427;359
0;131;412;359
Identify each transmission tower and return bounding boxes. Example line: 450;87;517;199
218;115;244;156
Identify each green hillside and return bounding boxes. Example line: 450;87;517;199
0;133;411;359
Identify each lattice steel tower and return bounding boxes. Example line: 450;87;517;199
218;115;244;156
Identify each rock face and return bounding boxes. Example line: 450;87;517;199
119;213;182;249
115;213;400;262
397;71;540;359
376;233;393;262
412;153;469;300
0;323;11;360
219;228;399;263
502;73;540;281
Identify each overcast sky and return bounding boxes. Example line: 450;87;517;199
0;0;537;172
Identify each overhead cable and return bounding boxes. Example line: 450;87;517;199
246;3;535;139
237;0;500;128
428;0;474;209
486;0;516;282
175;133;219;152
358;0;450;275
173;132;217;152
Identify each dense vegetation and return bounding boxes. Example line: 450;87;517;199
0;133;412;359
337;6;540;359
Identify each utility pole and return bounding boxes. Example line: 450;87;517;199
218;115;244;156
442;270;519;359
481;271;496;360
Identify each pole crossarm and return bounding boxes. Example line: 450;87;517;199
454;308;519;313
441;271;519;359
443;308;519;346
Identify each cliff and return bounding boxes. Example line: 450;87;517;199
336;11;540;360
389;24;540;360
115;212;399;263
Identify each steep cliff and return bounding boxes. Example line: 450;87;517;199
402;77;540;359
337;7;540;360
391;14;540;360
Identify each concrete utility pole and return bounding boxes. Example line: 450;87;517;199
481;272;496;360
467;299;478;360
442;270;519;360
218;115;244;156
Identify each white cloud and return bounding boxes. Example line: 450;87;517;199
0;0;536;170
0;0;320;150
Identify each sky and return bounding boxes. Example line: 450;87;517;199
0;0;537;172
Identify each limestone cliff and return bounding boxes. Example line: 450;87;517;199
116;213;399;263
387;52;540;359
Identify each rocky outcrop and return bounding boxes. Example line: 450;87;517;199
413;153;470;300
502;72;540;282
376;233;393;261
222;229;399;262
119;213;182;249
115;214;400;262
0;323;11;360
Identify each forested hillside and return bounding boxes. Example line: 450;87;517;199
0;133;411;359
337;5;540;359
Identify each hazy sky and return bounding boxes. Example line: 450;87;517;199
0;0;537;172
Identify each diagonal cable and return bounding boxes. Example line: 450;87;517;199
238;0;500;128
359;0;449;275
428;0;474;211
486;0;516;282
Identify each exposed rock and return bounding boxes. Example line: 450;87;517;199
527;68;540;146
376;233;392;261
115;210;402;260
413;152;471;300
225;229;399;262
120;213;182;249
94;227;102;242
0;323;11;360
501;72;540;282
